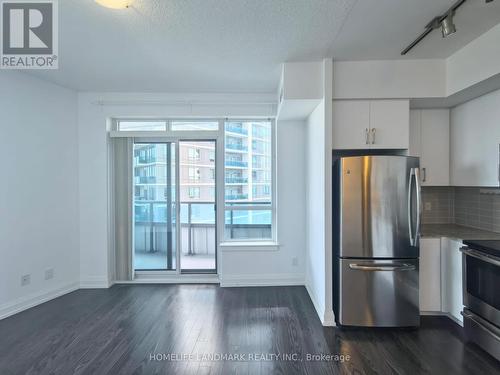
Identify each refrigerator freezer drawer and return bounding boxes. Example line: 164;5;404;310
338;258;419;327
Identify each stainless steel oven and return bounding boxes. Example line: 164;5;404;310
460;243;500;361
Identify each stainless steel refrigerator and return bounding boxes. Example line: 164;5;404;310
332;155;421;327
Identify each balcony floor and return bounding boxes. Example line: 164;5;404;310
134;250;215;271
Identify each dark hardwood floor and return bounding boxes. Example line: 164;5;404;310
0;285;498;375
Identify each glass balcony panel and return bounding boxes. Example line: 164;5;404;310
224;210;272;240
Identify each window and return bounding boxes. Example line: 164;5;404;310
188;187;200;199
118;120;167;131
224;120;274;241
188;148;201;161
188;167;200;181
114;120;218;133
171;121;218;131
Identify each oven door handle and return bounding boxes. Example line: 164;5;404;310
349;263;416;271
460;247;500;267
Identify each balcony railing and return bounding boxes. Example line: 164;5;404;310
226;143;247;152
225;125;248;135
136;156;159;164
225;177;248;184
135;176;162;184
134;201;216;257
133;201;271;260
225;160;248;168
225;194;248;200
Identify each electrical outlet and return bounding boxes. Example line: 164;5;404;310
21;274;31;286
424;202;432;211
292;257;298;266
45;268;54;280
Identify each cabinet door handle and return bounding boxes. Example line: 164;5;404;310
422;167;427;182
365;128;369;144
371;128;376;144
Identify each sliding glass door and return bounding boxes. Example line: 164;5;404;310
133;142;176;271
179;140;216;273
132;140;216;274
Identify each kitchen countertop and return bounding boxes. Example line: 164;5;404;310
421;224;500;241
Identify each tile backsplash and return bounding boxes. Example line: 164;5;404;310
422;186;500;233
422;187;454;224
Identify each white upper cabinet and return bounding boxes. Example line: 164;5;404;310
369;100;409;149
408;110;421;157
409;109;450;186
421;110;450;186
332;100;370;149
332;99;409;150
450;90;500;187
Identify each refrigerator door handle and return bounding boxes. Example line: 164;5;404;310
408;169;415;246
349;263;416;271
415;168;421;245
408;167;421;247
408;168;422;246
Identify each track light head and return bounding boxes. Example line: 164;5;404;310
441;11;457;37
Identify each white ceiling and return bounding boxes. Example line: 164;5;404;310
27;0;500;93
27;0;356;92
332;0;500;60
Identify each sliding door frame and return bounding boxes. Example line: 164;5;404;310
132;134;219;277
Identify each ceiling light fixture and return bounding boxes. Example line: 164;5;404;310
440;11;457;37
401;0;467;55
95;0;133;9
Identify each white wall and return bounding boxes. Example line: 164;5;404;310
447;23;500;96
305;100;326;322
450;89;500;187
303;58;334;326
332;25;500;103
220;120;306;285
333;59;446;99
0;72;79;319
77;92;310;287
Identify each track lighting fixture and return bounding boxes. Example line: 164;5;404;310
400;0;491;55
440;11;457;37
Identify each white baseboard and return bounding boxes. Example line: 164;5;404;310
219;273;304;287
118;273;220;284
305;283;325;323
304;282;336;326
80;276;112;289
0;282;79;321
323;309;336;327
